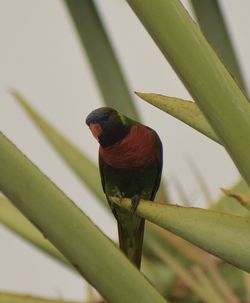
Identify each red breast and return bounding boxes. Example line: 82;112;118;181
99;124;159;169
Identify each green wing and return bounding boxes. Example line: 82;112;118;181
147;127;163;201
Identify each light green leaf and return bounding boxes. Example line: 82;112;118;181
190;0;247;92
112;196;250;272
149;223;213;267
0;132;167;303
142;259;176;298
221;188;250;211
0;292;81;303
151;242;225;303
11;91;106;207
0;195;70;268
127;0;250;186
243;272;250;302
63;0;139;120
213;179;250;216
136;92;220;143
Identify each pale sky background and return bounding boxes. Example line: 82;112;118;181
0;0;249;301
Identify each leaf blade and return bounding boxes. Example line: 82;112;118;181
221;188;250;211
127;0;250;186
213;179;250;216
11;91;106;207
190;0;247;92
136;92;220;143
63;0;139;120
112;196;250;272
0;292;81;303
0;132;167;303
0;195;70;268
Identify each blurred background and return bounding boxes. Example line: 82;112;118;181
0;0;249;301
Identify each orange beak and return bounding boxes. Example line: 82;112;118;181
89;123;103;139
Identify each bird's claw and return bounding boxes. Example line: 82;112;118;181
131;194;141;213
115;191;125;203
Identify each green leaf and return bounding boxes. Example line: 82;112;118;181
149;223;213;267
0;196;70;268
127;0;250;186
142;259;176;298
0;292;81;303
112;196;250;272
221;188;250;211
213;179;250;216
11;91;106;207
243;271;250;301
151;242;224;303
136;92;220;143
190;0;247;92
207;264;242;303
150;223;241;303
63;0;139;120
0;132;167;303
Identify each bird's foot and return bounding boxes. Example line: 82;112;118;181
115;191;125;203
131;194;141;213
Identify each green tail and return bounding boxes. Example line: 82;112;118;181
117;213;145;269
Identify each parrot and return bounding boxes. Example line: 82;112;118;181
86;107;163;269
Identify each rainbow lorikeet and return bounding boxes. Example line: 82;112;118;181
86;107;163;269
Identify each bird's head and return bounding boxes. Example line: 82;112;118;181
86;107;130;148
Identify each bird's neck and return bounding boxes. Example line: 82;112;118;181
99;125;158;169
99;123;129;148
